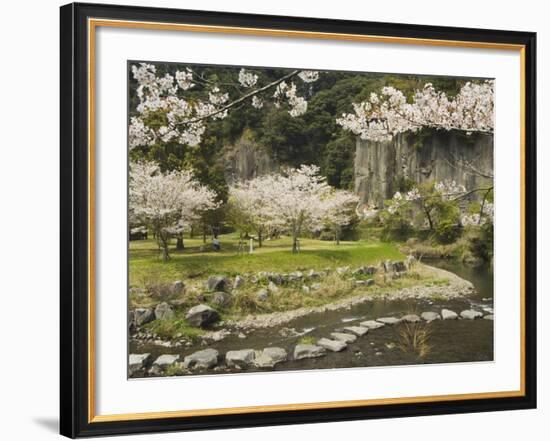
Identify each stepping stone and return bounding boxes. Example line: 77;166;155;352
129;353;151;375
460;309;483;320
182;349;218;369
360;320;385;330
421;311;441;322
153;354;179;367
441;309;458;320
331;332;357;343
225;349;255;368
401;314;421;323
293;344;326;360
484;314;494;320
343;326;369;337
376;317;401;325
317;338;347;352
254;347;287;368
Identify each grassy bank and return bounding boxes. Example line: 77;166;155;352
129;233;404;287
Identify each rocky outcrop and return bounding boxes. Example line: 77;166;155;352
354;132;493;207
223;131;277;183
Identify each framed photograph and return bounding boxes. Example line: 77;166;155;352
60;2;537;438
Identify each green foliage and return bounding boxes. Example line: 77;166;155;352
298;336;317;345
434;218;461;244
464;222;493;262
144;315;204;341
379;201;414;242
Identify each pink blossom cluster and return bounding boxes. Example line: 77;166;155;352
337;80;494;142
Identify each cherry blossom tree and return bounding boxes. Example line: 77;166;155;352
320;189;359;244
129;63;319;150
256;165;333;253
337;80;494;142
129;161;218;261
228;178;284;248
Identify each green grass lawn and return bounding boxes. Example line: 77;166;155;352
129;233;403;287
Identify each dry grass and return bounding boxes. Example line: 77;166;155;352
397;322;433;358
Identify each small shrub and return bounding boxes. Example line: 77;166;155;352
298;336;316;345
397;322;433;358
144;316;204;341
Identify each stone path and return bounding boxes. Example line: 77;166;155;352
130;307;492;377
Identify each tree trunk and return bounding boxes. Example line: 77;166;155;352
175;234;184;250
424;206;434;231
162;246;170;262
292;232;299;253
258;228;263;248
335;229;340;245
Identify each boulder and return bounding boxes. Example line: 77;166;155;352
211;291;233;308
185;304;220;327
336;266;350;275
134;308;155;327
129;353;151;375
421;311;441;322
343;326;369;337
267;281;279;293
353;266;377;276
171;280;185;295
183;348;219;369
301;285;311;294
256;288;269;302
401;314;421;323
307;269;321;279
225;349;255;368
153;354;179;367
360;320;385;330
287;271;304;282
376;317;401;325
365;279;375;286
484;314;494;320
233;275;245;289
311;283;322;291
405;255;416;270
154;302;174;321
317;338;347;352
209;329;230;342
293;344;326;360
206;275;228;292
460;309;483;320
391;261;407;272
441;309;458;320
254;347;287;368
267;273;284;285
330;332;357;343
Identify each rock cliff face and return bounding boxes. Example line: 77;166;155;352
223;133;277;183
354;132;493;207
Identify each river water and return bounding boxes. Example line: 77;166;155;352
131;260;494;376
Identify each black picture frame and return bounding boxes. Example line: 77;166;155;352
60;2;537;438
